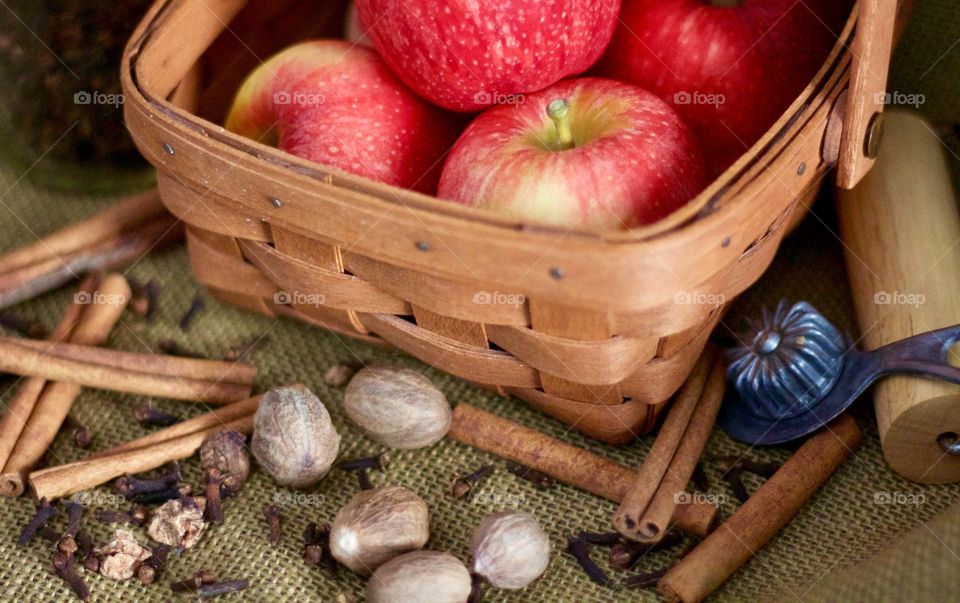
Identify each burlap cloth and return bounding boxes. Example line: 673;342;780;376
0;3;958;602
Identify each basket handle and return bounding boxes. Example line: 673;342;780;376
835;0;903;189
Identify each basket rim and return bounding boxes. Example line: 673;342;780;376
122;0;858;246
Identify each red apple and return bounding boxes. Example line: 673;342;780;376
438;78;709;230
598;0;851;174
354;0;622;112
225;40;459;194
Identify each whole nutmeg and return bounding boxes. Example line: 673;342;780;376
470;511;550;589
344;366;451;449
366;551;471;603
199;430;250;492
329;485;429;575
252;386;341;487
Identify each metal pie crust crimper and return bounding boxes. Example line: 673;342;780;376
720;300;960;445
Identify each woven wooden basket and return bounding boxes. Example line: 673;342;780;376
121;0;903;443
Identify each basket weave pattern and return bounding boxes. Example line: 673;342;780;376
123;0;859;442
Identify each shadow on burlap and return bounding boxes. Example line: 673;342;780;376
0;2;959;601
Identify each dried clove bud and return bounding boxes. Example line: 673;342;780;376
137;564;157;585
329;485;430;575
622;566;670;589
203;469;225;524
64;416;93;449
170;570;218;593
506;463;555;490
470;511;550;589
608;531;683;571
448;465;494;500
95;503;149;526
18;498;57;546
53;550;89;600
199;430;250;493
133;404;182;427
147;497;206;549
197;579;249;599
0;311;47;338
179;295;206;331
252;386;340;487
323;363;359;387
115;463;181;499
566;534;609;587
303;523;337;577
344;366;451;449
63;501;84;538
367;551;471;603
262;505;281;547
338;454;389;491
97;528;153;581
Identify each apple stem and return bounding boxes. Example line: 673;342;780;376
547;99;575;151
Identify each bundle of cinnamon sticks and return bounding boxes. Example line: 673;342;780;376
0;189;181;310
0;274;256;496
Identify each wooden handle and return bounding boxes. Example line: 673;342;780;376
836;0;899;189
837;110;960;484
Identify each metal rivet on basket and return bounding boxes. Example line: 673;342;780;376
722;236;732;248
549;267;564;280
269;197;283;209
162;143;174;156
865;112;885;159
415;241;430;252
796;162;806;176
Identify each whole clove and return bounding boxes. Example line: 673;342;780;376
137;564;157;585
58;535;78;557
75;531;94;562
262;505;281;547
18;498;57;546
40;525;61;543
197;579;249;599
448;465;495;500
128;280;151;319
506;463;555;490
144;543;171;574
179;296;206;332
64;416;93;449
133;404;182;427
566;534;608;587
725;468;750;504
170;570;218;593
95;503;149;526
303;522;336;577
691;463;711;492
144;281;161;322
608;531;684;571
578;531;623;547
53;550;89;600
203;468;225;524
338;453;390;491
83;555;100;574
715;456;782;479
115;464;185;503
64;501;84;538
468;572;485;603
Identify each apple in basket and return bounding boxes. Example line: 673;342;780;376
225;40;459;194
598;0;852;174
354;0;622;112
437;78;709;230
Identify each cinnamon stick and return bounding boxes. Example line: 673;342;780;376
8;338;257;386
0;213;181;310
0;337;254;404
658;414;862;603
0;190;164;275
613;348;716;540
0;274;130;496
448;404;718;538
622;355;726;543
0;277;95;472
89;391;270;459
29;414;255;501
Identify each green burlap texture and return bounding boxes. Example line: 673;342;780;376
0;2;959;602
